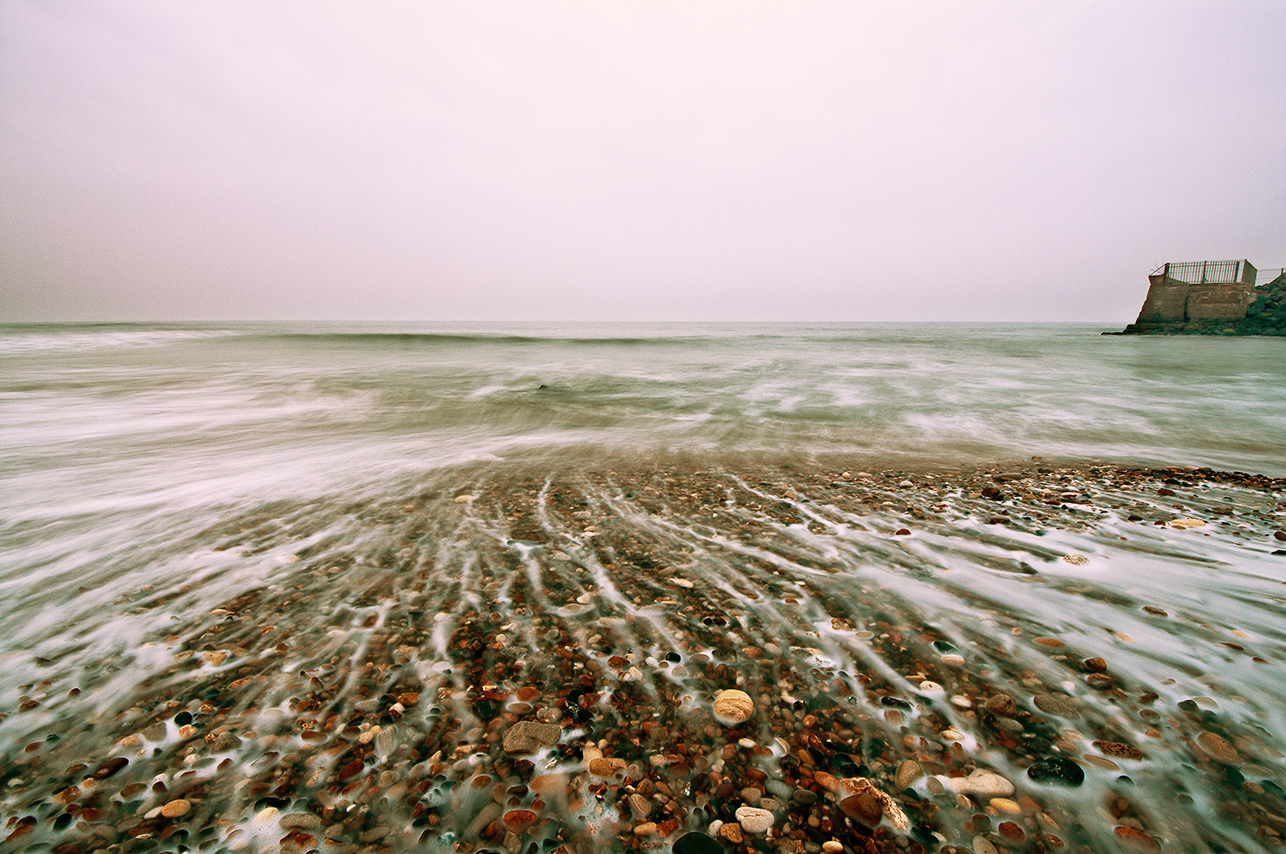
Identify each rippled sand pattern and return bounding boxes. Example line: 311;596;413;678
3;461;1285;854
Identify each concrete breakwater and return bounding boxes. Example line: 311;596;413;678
1114;260;1286;336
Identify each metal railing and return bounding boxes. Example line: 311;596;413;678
1255;267;1284;284
1152;260;1256;285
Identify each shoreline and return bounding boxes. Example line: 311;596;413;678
4;461;1285;854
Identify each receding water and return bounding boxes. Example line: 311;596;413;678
1;322;1284;854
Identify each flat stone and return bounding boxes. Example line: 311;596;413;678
503;720;561;754
734;806;773;834
1033;694;1080;719
279;813;322;830
791;788;818;805
465;803;502;839
946;769;1014;797
1197;731;1242;765
839;792;882;826
1094;740;1143;760
212;731;242;751
529;773;566;795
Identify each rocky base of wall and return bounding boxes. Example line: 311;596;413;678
1111;276;1286;336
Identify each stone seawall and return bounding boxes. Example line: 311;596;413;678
1115;273;1286;336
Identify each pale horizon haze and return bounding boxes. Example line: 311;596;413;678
2;0;1283;323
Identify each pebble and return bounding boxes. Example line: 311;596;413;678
1197;731;1242;765
712;689;755;726
375;725;396;758
628;793;651;817
1034;637;1067;648
588;757;625;776
791;787;818;805
895;759;923;790
160;799;191;818
734;806;773;834
971;836;1000;854
1027;756;1085;787
985;693;1017;717
941;653;965;667
990;797;1021;814
502;809;538;833
918;680;945;699
1114;826;1162;851
1033;694;1080;718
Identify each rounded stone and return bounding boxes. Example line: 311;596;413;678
1026;756;1085;787
672;831;721;854
712;690;755;726
895;759;923;790
985;693;1017;717
161;799;191;818
588;757;626;776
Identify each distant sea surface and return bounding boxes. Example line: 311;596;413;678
3;322;1283;514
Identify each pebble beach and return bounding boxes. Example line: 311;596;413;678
6;458;1286;854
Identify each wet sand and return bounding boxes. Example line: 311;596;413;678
4;460;1286;854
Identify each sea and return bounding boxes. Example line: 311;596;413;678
1;321;1284;852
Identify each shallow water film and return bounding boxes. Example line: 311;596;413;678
2;324;1285;854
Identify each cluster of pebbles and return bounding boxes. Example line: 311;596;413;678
3;459;1285;854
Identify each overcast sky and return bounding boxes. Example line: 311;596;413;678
1;1;1283;322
